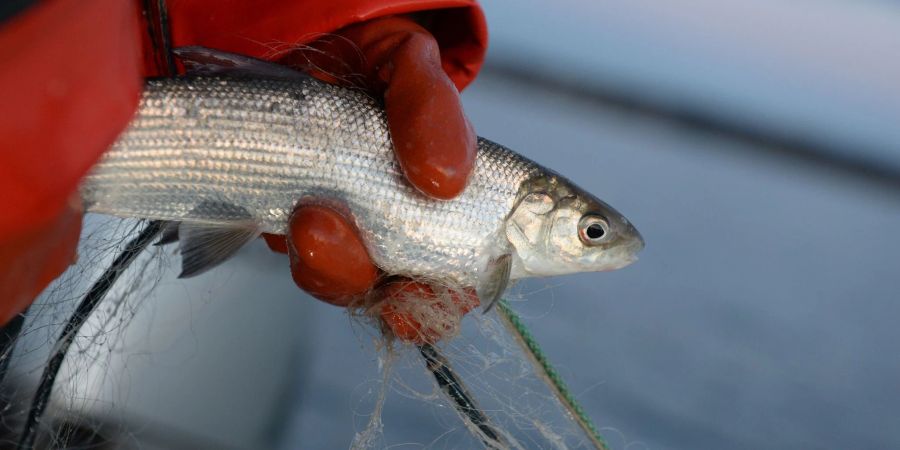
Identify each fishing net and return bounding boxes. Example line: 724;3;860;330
0;216;635;449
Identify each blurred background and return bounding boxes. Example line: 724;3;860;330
4;0;900;448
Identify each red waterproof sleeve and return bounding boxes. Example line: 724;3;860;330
0;0;143;239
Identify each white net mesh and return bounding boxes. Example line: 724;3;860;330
0;215;633;449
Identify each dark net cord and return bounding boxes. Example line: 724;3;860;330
419;343;509;449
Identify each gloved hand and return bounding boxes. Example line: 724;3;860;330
264;16;479;343
281;15;476;199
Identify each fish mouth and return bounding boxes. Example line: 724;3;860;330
620;220;645;255
634;228;645;252
607;223;644;270
603;252;640;271
594;242;642;271
627;235;645;256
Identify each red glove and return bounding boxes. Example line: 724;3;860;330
265;16;479;343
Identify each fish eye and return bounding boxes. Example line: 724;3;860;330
578;214;610;245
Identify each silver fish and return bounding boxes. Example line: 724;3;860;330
80;48;643;305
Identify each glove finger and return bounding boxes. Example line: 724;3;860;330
278;16;477;199
382;31;476;199
262;233;288;254
286;205;379;306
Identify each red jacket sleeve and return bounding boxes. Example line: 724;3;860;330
0;0;486;239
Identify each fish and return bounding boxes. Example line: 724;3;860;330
80;47;644;307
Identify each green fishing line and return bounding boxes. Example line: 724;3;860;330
496;299;610;450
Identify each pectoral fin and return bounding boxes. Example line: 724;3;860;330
155;221;181;246
172;200;262;277
178;220;263;278
478;254;512;313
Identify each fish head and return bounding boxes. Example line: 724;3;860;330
505;175;644;278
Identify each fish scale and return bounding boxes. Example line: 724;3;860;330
81;76;539;285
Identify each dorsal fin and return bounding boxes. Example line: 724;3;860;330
173;46;310;81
